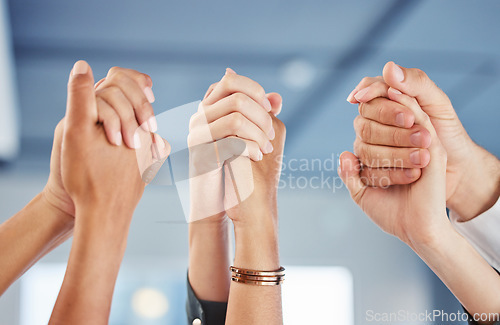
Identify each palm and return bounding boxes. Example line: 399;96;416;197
357;173;446;245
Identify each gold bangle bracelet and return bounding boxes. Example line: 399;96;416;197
231;277;284;286
231;273;284;282
230;266;285;277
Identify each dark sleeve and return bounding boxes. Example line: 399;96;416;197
464;268;500;325
186;272;228;325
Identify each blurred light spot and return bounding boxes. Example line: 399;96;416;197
282;266;353;325
131;287;169;319
281;59;315;90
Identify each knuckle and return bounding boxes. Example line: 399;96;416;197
360;77;371;86
139;73;151;86
359;119;372;142
358;102;366;116
111;70;127;83
255;86;266;100
187;133;194;147
232;92;248;109
108;66;122;75
220;73;234;90
189;113;200;130
392;129;403;146
373;80;387;91
68;78;93;94
414;68;429;85
228;112;244;131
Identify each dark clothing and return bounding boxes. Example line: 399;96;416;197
186;273;227;325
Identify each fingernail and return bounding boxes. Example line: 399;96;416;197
140;121;149;132
353;87;370;102
143;87;155;103
410;132;421;146
404;168;415;178
133;133;141;149
226;67;236;75
148;116;158;133
258;151;263;161
346;89;357;102
410;150;421;165
264;142;273;154
72;60;88;75
389;88;402;95
263;97;272;112
393;64;405;82
268;127;275;140
395;113;405;127
115;132;122;146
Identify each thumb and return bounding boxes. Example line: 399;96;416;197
382;62;451;110
266;92;282;116
65;60;97;132
338;151;366;204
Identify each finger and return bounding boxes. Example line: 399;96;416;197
346;76;383;103
204;68;272;113
150;133;171;161
137;132;171;184
200;92;274;139
359;167;421;187
96;86;139;149
354;139;431;168
387;88;433;130
209;112;273;154
106;66;153;95
203;82;218;100
216;137;262;163
65;60;97;133
338;151;367;204
382;62;451;109
96;97;122;146
94;78;106;89
354;115;431;148
358;97;415;128
386;88;447;178
267;92;283;116
353;81;390;103
98;70;157;132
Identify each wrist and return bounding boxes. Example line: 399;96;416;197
73;204;133;253
38;192;75;236
447;144;500;221
406;217;456;253
233;214;280;270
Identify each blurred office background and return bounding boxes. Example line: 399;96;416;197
1;0;499;324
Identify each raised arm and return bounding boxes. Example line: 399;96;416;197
187;68;281;324
48;61;169;324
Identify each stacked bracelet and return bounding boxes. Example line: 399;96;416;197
230;266;285;286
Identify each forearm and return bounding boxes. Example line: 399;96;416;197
0;192;74;295
411;223;500;324
225;220;282;325
49;207;131;325
448;144;500;221
188;217;231;302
